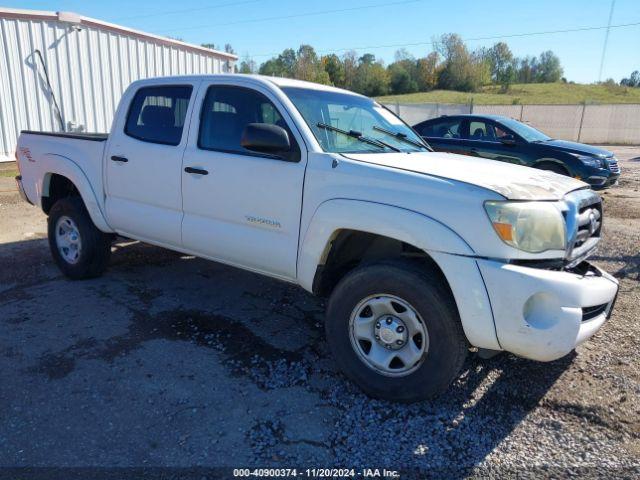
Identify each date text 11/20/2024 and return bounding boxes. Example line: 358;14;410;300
233;468;400;478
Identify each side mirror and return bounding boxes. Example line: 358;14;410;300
500;134;517;146
241;123;291;156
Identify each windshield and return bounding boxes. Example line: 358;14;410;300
281;87;427;153
499;117;551;143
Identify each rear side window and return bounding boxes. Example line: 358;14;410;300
419;119;462;139
198;85;295;157
125;85;193;146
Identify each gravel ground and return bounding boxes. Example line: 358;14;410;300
0;147;638;478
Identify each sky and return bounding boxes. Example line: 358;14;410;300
3;0;639;83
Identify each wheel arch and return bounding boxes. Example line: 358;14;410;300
298;199;501;351
298;199;474;294
298;199;474;292
533;157;573;176
40;155;113;233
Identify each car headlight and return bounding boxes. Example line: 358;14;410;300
571;153;603;168
484;201;566;253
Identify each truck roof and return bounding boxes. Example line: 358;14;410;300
132;74;365;97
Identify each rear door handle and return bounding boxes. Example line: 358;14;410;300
111;155;128;163
184;167;209;175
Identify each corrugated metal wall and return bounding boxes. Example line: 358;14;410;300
0;12;235;161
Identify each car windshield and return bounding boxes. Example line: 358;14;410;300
281;86;427;153
499;117;551;143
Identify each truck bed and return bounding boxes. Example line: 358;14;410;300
20;130;108;141
17;130;109;209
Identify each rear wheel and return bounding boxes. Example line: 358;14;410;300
325;260;467;402
48;197;112;279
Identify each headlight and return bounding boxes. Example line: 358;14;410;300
571;153;603;168
484;201;566;253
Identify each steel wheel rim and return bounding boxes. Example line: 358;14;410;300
55;216;82;265
349;294;429;377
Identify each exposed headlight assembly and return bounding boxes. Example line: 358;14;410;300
570;153;603;168
484;201;566;253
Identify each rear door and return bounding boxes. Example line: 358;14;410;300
414;117;468;155
180;82;307;280
105;83;197;246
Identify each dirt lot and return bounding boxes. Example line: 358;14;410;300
0;148;639;478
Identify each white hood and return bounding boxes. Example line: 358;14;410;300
342;151;588;200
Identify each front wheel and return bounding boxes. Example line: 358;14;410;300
48;197;112;279
325;260;467;402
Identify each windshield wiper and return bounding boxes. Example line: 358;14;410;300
372;125;430;150
317;123;400;152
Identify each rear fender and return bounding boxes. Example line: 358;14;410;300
41;154;113;233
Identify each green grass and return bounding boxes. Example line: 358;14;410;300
376;83;640;105
0;168;18;178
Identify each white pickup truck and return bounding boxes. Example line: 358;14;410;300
16;75;619;401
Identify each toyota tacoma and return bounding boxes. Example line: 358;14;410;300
15;75;619;401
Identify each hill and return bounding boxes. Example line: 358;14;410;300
376;83;640;105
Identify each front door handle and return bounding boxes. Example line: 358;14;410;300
184;167;209;175
111;155;128;163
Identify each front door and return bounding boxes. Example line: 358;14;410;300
464;119;523;165
181;83;307;280
105;83;196;246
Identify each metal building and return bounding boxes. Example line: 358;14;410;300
0;7;237;162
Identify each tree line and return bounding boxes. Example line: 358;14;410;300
236;34;564;96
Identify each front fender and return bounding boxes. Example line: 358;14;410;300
297;199;501;350
298;199;474;291
41;155;113;233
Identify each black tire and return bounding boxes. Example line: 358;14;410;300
325;260;467;402
48;196;112;279
537;162;569;176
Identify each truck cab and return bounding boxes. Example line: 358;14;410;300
15;75;619;401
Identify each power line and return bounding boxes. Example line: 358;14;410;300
112;0;262;22
247;21;640;59
598;0;616;82
160;0;427;33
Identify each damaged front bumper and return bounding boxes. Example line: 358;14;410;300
477;259;619;362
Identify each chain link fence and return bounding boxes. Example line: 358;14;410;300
384;103;640;144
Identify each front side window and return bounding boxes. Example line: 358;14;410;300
282;87;427;153
468;120;515;142
198;85;295;157
125;85;193;145
420;119;462;139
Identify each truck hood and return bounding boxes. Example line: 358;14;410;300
539;139;613;157
341;151;588;200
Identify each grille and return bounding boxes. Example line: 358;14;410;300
564;190;602;267
575;203;602;247
582;303;608;321
607;157;620;174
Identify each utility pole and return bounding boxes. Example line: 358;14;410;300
598;0;616;82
